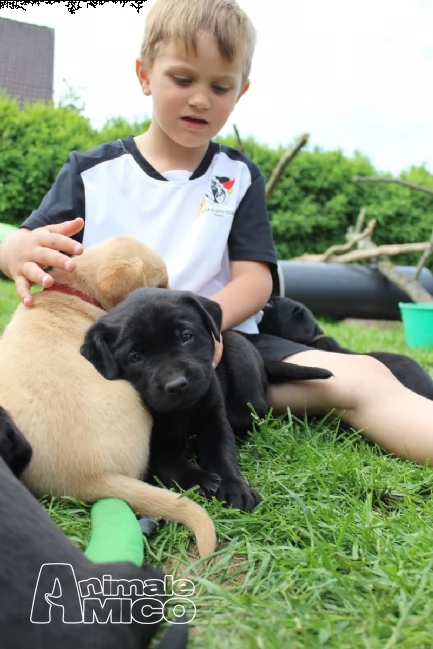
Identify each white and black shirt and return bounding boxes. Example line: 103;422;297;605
22;137;278;333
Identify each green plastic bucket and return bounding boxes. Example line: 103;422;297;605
399;302;433;350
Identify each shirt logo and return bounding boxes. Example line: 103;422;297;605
196;176;235;218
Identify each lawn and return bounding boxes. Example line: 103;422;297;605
2;277;433;648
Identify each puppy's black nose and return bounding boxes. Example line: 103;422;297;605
164;375;188;394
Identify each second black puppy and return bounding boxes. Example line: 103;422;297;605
0;406;188;649
259;296;433;400
81;288;332;512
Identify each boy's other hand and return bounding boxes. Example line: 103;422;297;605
0;218;84;307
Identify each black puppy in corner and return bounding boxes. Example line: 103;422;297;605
0;405;188;649
81;288;332;512
259;296;433;400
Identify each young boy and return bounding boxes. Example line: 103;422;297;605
1;0;433;466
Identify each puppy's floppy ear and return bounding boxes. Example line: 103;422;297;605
282;303;319;343
96;258;151;309
189;296;223;342
286;303;324;342
80;321;119;380
265;297;323;343
96;255;170;309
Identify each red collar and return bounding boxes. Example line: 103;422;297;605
44;283;104;311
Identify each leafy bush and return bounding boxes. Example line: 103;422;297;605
0;94;95;226
96;116;151;144
216;135;433;264
1;94;432;268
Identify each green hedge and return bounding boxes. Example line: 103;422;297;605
220;135;433;265
1;95;432;267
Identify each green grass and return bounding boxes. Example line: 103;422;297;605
0;276;19;330
2;278;433;648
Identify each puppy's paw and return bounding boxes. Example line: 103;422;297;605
216;479;261;512
196;472;222;498
173;467;221;497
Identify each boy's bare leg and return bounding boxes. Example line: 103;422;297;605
267;350;433;465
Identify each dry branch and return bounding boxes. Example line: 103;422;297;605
323;218;377;261
291;241;430;264
377;258;433;303
233;124;244;153
353;206;367;234
266;133;310;200
293;180;433;301
353;175;433;197
414;227;433;280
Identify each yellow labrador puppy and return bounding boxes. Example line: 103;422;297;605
0;236;216;558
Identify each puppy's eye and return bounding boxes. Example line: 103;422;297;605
128;353;143;363
180;332;193;343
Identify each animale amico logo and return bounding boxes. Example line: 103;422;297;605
30;563;196;624
196;176;235;218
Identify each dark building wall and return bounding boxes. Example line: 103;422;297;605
0;16;54;105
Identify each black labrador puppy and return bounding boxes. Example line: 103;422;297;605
259;296;433;400
217;329;332;439
80;288;332;512
0;405;188;649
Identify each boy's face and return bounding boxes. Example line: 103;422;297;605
136;33;249;149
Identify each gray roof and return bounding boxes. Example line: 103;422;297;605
0;16;54;105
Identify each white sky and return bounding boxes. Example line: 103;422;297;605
1;0;432;174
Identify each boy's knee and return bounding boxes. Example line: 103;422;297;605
275;350;401;414
351;353;394;380
288;349;395;387
345;353;399;404
314;352;397;409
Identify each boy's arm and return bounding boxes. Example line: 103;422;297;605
210;163;277;332
210;260;273;331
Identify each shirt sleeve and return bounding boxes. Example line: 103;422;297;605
20;152;85;243
228;170;278;270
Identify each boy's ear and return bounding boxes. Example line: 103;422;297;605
236;80;250;103
136;58;151;96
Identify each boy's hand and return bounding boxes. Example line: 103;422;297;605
212;336;224;368
0;218;84;307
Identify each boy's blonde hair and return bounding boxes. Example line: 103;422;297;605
140;0;256;81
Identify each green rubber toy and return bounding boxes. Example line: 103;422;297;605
84;498;144;566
